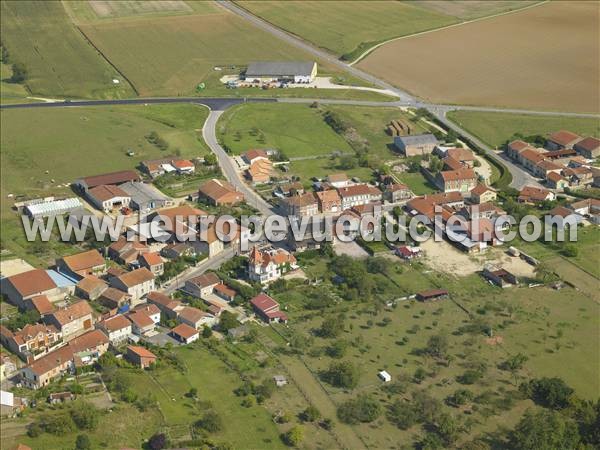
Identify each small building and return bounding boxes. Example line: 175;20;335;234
393;134;438;157
48;391;75;404
436;168;478;193
138;252;164;277
574;136;600;159
119;181;173;213
86;184;131;212
482;266;518;288
470;184;497;204
126;345;156;369
446;148;476;168
198;179;244;206
245;61;317;83
315;189;342;213
250;293;288;324
378;370;392;383
395;245;422;260
24;295;55;317
98;287;130;311
57;249;106;279
75;275;108;301
170;323;199;344
177;306;215;330
242;149;269;165
383;183;412;203
44;300;94;341
326;173;350;188
146;291;181;320
416;289;449;302
546;130;582;150
246;159;274;184
273;375;288;387
184;272;221;298
161;242;194;259
546;171;570;191
107;237;149;266
213;283;236;302
126;311;155;336
518;186;555;204
96;314;132;345
110;268;155;303
281;192;318;219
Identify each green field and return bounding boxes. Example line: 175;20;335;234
270;261;599;448
0;62;32;104
0;104;209;265
397;172;438;195
218;103;353;158
235;1;458;59
447;110;600;148
0;1;136;99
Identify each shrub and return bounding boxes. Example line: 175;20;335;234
337;395;381;424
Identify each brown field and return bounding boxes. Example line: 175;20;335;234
89;1;192;18
357;1;600;113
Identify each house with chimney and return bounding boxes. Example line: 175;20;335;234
96;315;132;345
138;252;164;277
110;268;155;303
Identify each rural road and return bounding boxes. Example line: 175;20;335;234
202;109;274;215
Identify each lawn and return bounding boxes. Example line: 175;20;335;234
218;103;353;158
447;110;600;148
0;104;209;265
397;172;438;195
235;1;458;60
0;62;32;104
0;1;136;99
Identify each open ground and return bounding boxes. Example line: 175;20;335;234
357;1;600;113
447;110;600;148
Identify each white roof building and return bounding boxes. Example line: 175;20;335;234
378;370;392;383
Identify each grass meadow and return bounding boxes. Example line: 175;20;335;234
235;1;457;60
0;1;136;99
447;110;600;148
0;104;209;265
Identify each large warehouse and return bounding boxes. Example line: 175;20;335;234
244;61;317;83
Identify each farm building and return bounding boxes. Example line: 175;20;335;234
86;185;131;212
23;198;83;219
482;266;518;287
120;181;173;213
245;61;317;83
393;134;438;157
75;170;140;192
545;130;582;150
126;345;156;369
574;136;600;159
198;179;244;206
416;289;449;302
378;370;392;382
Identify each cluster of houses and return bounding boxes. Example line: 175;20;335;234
506;131;599;191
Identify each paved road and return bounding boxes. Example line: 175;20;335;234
202;109;274;216
162;247;235;295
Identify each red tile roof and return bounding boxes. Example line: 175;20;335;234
250;293;279;312
440;168;477;182
575;136;600;152
139;252;162;267
115;268;154;288
7;269;56;297
28;295;55;315
171;323;198;340
61;249;105;272
127;345;156;359
88;184;130;202
98;314;131;333
80;170;140;189
548;130;581;146
49;301;93;326
214;283;236;298
188;272;220;288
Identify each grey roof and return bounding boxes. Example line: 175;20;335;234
246;61;316;77
394;134;438;146
120;181;170;206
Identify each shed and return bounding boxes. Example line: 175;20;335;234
273;375;288;387
378;370;392;383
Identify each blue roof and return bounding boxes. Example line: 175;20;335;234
46;270;77;288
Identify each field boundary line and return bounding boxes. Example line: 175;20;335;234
348;1;549;65
72;24;140;96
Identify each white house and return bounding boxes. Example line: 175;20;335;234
96;315;132;345
248;245;298;284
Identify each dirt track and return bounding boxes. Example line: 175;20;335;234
357;1;599;113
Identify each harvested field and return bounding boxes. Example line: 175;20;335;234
412;0;540;20
89;0;193;18
358;1;600;113
79;12;332;96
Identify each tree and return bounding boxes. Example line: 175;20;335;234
196;410;223;433
75;434;91;450
148;433;167;450
561;244;578;257
387;400;418;429
428;155;444;173
521;377;574;410
424;334;449;359
534;262;557;284
10;62;27;83
433;412;461;446
70;402;99;430
337;395;381;424
282;425;304;447
204;153;217;166
326;340;348;358
318;314;345;338
445;389;474;408
202;325;213;338
500;353;528;384
338;155;357;170
322;361;359;389
301;405;321;422
366;256;389;275
509;409;580;450
413;367;427;384
219;310;240;332
457;369;483;385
